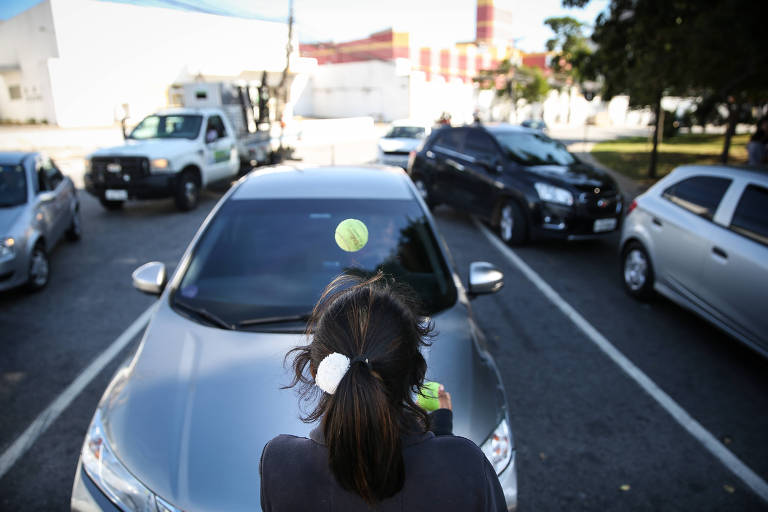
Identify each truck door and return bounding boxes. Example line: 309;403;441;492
203;114;237;182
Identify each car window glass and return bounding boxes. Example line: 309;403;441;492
662;176;731;220
465;130;499;161
730;184;768;246
36;161;52;192
492;131;575;165
432;129;465;153
0;164;28;206
206;115;226;140
130;114;203;140
42;157;63;189
174;198;457;328
386;126;425;139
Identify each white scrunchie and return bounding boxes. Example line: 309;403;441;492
315;352;350;395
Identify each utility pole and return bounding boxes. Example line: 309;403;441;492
277;0;294;158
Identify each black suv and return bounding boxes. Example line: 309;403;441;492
407;124;623;244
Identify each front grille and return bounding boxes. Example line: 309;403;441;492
91;157;150;186
578;189;622;215
383;150;410;156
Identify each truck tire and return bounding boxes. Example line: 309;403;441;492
174;170;200;211
99;197;124;211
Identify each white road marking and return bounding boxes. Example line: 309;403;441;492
0;301;158;480
475;219;768;503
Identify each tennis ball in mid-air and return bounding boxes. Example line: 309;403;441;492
335;218;368;252
417;381;441;412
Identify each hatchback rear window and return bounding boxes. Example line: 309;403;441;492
730;184;768;246
662;176;732;220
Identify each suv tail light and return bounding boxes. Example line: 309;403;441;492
407;151;416;173
627;199;637;215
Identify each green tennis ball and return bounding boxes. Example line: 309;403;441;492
417;381;441;412
335;218;368;252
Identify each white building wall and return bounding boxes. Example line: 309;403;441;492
0;1;59;123
0;0;295;127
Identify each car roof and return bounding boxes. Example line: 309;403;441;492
0;151;36;165
153;107;223;116
670;164;768;184
232;165;417;200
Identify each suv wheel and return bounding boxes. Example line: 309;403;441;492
27;243;50;291
174;171;200;211
412;176;437;209
622;241;654;300
498;200;527;245
66;205;82;241
99;197;124;210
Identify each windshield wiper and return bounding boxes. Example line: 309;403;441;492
173;300;235;330
238;313;311;328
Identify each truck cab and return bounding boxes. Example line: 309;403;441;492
84;107;239;211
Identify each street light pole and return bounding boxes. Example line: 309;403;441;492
278;0;294;158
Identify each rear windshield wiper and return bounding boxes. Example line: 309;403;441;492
238;313;311;328
173;300;235;330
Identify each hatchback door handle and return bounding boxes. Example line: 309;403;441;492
712;246;728;259
652;217;662;227
426;150;435;159
446;159;465;171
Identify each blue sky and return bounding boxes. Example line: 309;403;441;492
0;0;609;52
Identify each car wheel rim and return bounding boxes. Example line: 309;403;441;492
500;205;513;241
184;180;197;204
30;249;48;286
415;180;428;200
624;249;647;291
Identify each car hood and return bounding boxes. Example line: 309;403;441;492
378;137;422;153
99;299;503;511
90;139;198;160
0;205;27;235
525;162;616;190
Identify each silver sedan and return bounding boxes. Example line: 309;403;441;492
71;165;518;511
0;151;81;291
620;165;768;356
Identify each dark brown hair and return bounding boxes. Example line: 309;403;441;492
286;272;433;503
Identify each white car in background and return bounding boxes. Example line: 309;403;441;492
377;120;430;169
620;165;768;356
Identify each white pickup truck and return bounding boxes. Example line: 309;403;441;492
84;107;243;211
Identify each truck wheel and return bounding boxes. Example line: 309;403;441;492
497;200;527;246
99;197;124;211
175;171;200;211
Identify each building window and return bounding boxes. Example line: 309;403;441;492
8;85;22;100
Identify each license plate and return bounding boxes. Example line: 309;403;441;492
593;217;617;232
105;189;128;200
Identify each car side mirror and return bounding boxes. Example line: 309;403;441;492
479;157;502;173
38;191;56;202
468;261;504;297
132;261;167;295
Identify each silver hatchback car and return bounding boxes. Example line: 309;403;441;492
620;165;768;356
0;151;81;291
71;165;518;511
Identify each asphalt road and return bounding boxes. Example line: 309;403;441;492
1;155;767;510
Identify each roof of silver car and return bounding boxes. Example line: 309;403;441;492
232;165;416;200
0;151;35;165
672;164;768;183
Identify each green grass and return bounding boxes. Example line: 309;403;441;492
591;133;750;186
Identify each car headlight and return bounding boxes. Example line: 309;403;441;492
150;158;170;172
0;238;15;258
82;410;181;512
534;182;574;206
481;418;513;474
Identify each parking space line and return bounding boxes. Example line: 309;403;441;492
474;219;768;503
0;301;158;481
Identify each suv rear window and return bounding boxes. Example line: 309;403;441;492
730;184;768;246
432;129;464;152
662;176;732;220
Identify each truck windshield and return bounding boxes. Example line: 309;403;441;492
128;114;203;140
0;164;27;207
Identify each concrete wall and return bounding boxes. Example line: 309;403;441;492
0;1;59;123
0;0;296;127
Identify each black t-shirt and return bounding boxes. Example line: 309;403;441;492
259;411;506;511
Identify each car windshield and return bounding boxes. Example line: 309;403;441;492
0;164;28;207
173;197;457;329
385;126;426;139
128;114;203;140
493;131;575;166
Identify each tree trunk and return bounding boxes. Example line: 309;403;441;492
720;102;737;164
648;93;662;180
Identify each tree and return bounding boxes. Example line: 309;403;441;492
544;16;592;85
474;62;550;120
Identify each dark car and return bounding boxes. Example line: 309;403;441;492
407;124;623;244
520;119;548;133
